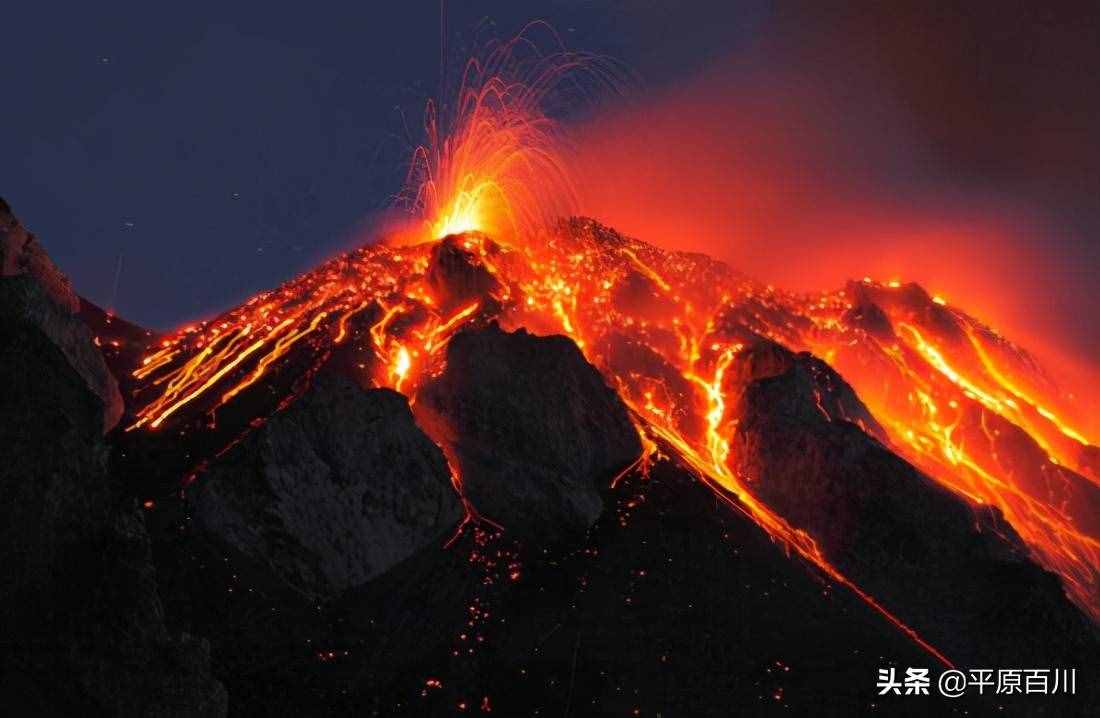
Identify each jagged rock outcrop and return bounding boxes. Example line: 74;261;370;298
845;278;963;343
841;299;894;339
418;322;642;541
731;343;1100;666
725;340;887;441
0;240;225;715
0;198;79;312
427;233;503;313
79;296;159;401
191;371;464;600
0;199;123;431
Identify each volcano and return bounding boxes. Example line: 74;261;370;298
4;188;1100;715
5;22;1100;716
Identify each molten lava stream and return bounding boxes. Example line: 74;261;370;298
780;280;1100;619
629;405;955;669
622;332;955;667
824;335;1100;618
897;320;1094;474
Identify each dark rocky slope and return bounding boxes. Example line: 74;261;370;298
418;322;643;542
0;200;225;716
154;372;1000;716
191;372;464;600
730;340;1100;669
1;199;123;431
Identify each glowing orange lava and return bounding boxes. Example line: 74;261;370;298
121;26;1100;671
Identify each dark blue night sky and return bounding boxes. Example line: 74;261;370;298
3;2;1096;359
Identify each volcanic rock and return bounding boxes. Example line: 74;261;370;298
731;345;1100;665
191;371;463;600
418;322;642;542
0;199;123;431
608;266;680;321
598;331;705;438
954;403;1100;537
726;340;888;442
711;296;816;349
314;458;954;716
846;278;962;343
0;197;79;312
0;264;225;715
841;300;894;339
78;296;159;401
427;233;503;313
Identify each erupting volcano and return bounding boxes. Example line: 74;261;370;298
5;20;1099;718
122;27;1100;622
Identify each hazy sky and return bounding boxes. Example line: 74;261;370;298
2;1;1096;360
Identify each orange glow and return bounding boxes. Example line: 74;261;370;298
794;280;1100;618
391;345;412;393
571;60;1093;378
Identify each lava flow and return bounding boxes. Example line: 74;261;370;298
118;26;1100;670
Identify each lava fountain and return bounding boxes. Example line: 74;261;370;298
399;21;622;245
